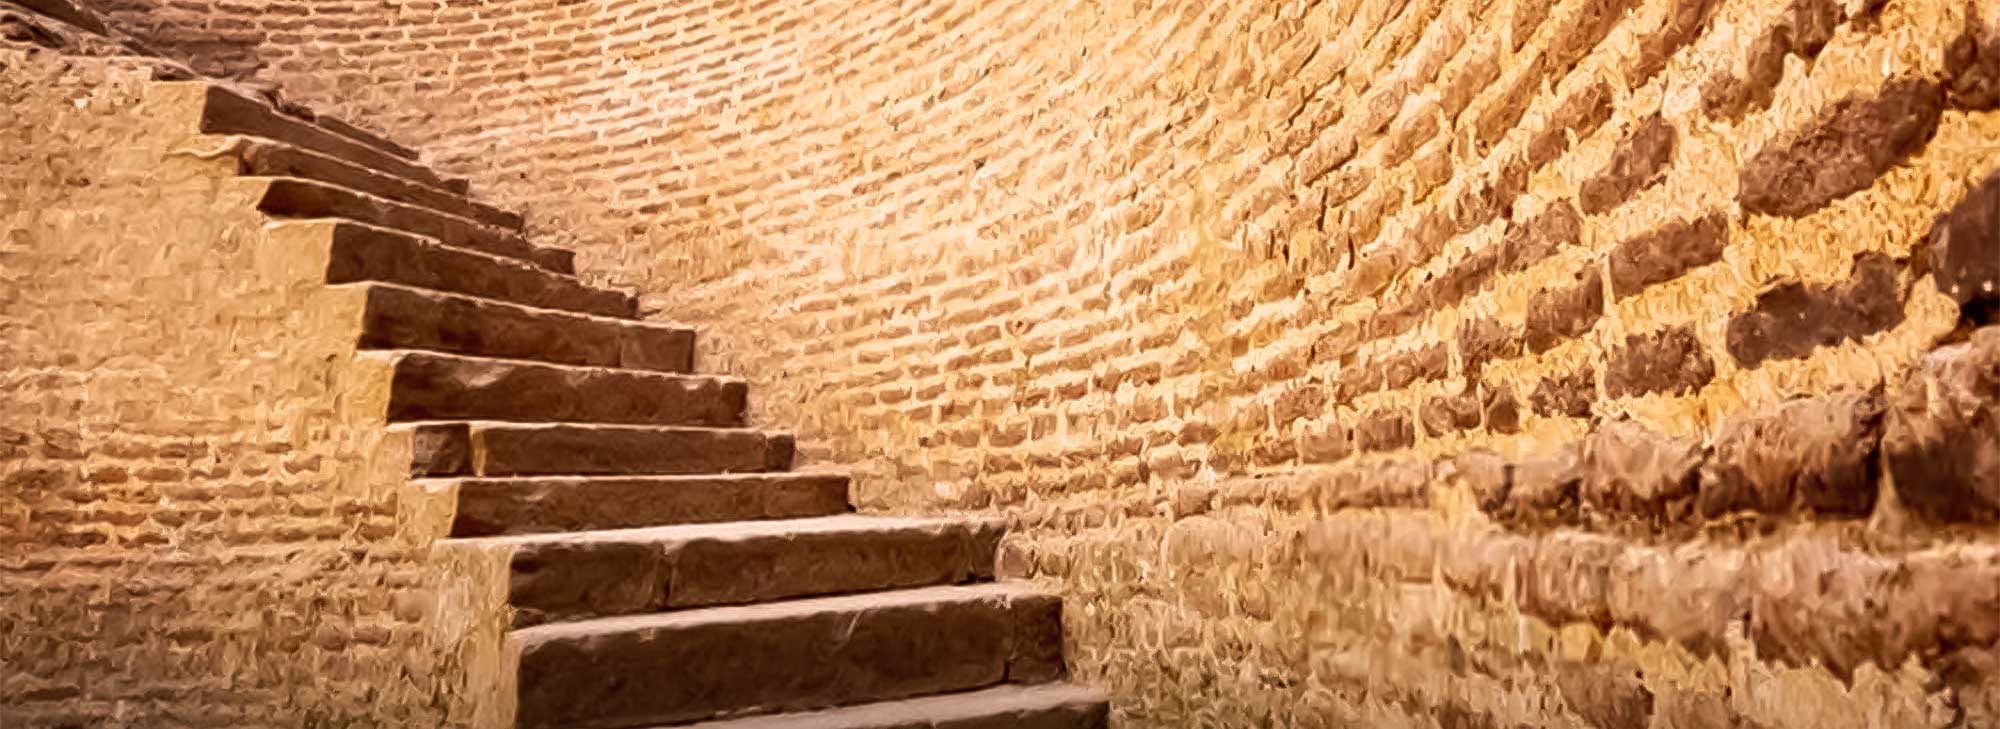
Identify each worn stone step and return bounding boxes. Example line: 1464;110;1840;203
235;139;521;229
254;177;570;273
349;283;691;372
313;221;632;317
383;351;744;426
662;684;1109;729
463;514;1004;625
513;583;1067;729
403;422;794;477
183;82;450;189
440;472;853;537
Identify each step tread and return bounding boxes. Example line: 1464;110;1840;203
236;138;521;229
254;176;571;273
400;419;794;477
514;581;1049;644
452;513;1002;549
514;582;1066;729
659;684;1109;729
313;221;634;317
350;282;692;373
434;471;854;536
467;514;1005;624
383;350;744;426
194;82;444;188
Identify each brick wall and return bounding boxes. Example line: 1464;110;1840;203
48;0;2000;725
0;27;511;727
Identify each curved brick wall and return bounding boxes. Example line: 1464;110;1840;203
56;0;2000;725
0;14;513;727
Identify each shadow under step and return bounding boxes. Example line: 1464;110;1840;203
403;422;794;477
382;351;745;426
466;514;1004;626
347;283;691;372
514;582;1067;729
315;221;633;317
658;684;1109;729
236;139;521;229
255;177;570;273
439;472;853;537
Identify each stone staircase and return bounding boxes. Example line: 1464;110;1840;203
167;80;1109;729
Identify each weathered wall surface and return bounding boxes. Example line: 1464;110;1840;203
0;23;511;727
45;0;2000;725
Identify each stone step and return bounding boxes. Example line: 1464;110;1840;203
254;177;570;273
186;82;453;190
383;351;745;426
662;684;1110;729
235;139;521;229
513;583;1067;729
315;221;633;317
348;283;691;372
403;422;794;477
440;472;853;537
463;514;1004;625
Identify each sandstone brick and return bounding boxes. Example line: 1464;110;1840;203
1605;326;1714;398
1578;114;1676;215
1524;264;1605;353
1926;171;2000;317
1883;326;2000;521
1725;253;1907;367
1582;420;1702;519
1700;388;1882;517
1738;78;1944;218
1606;213;1728;300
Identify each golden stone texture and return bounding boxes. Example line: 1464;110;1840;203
9;0;2000;726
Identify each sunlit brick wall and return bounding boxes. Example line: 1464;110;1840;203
69;0;2000;724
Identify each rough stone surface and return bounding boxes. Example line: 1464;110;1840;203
513;584;1062;729
446;473;854;536
1700;389;1883;518
14;0;2000;727
671;684;1110;729
1884;326;2000;522
492;515;1005;625
1926;171;2000;318
1738;78;1945;218
1605;326;1716;399
1726;253;1909;367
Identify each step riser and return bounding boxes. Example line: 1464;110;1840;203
257;179;571;273
475;427;793;477
515;589;1065;729
326;224;633;317
386;354;745;427
354;284;691;373
508;521;1002;625
198;85;446;189
673;685;1110;729
405;423;792;477
448;475;852;536
242;142;522;229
